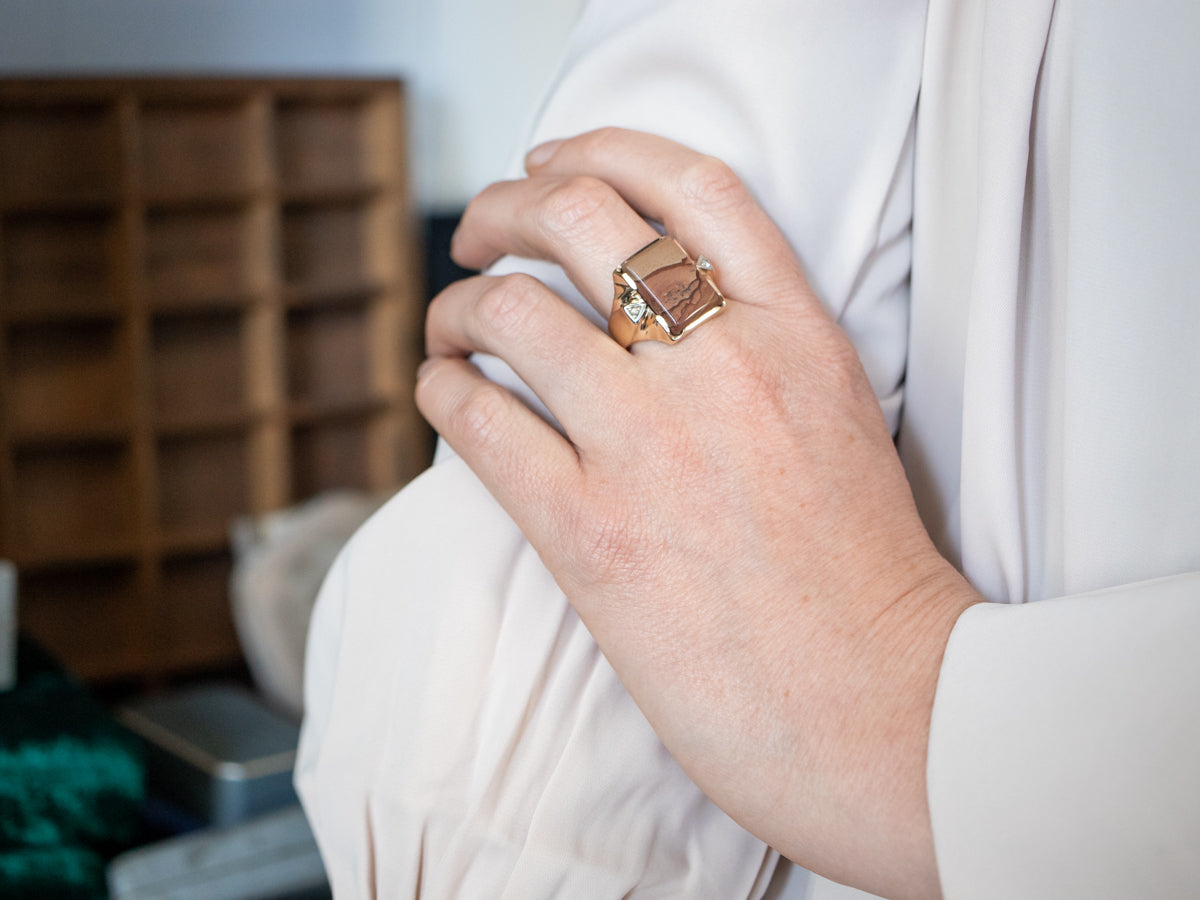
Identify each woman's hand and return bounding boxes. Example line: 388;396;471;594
416;128;979;900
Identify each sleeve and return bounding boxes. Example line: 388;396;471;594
296;1;928;897
928;574;1200;899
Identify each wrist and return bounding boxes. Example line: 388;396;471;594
765;551;979;900
843;554;981;899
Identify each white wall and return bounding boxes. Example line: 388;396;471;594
0;0;582;210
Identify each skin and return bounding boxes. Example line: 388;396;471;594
415;128;982;900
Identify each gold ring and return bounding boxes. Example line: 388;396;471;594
608;236;726;347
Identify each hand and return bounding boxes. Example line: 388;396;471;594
416;128;979;900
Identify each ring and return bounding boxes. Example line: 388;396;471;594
608;236;726;347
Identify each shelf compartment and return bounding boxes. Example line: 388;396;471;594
274;99;375;194
159;554;243;672
155;408;256;439
291;418;371;497
10;442;137;559
145;207;253;308
280;185;379;207
281;203;371;292
18;562;145;681
157;433;248;534
159;525;230;556
158;550;241;671
288;397;386;426
9;535;136;570
1;211;121;317
282;277;382;310
5;319;132;436
140;101;259;201
0;104;120;209
151;309;245;419
10;424;129;450
285;305;371;406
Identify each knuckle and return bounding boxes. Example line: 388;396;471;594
458;181;498;231
584;126;627;157
817;330;869;389
713;342;787;412
450;381;512;449
677;155;747;214
423;290;448;348
802;326;877;408
475;273;542;339
539;175;617;240
571;501;652;585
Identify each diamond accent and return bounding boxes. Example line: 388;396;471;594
622;294;648;324
696;256;713;272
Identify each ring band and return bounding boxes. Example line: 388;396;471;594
608;236;726;347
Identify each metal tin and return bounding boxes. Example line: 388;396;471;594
0;561;14;691
107;804;329;900
120;684;300;827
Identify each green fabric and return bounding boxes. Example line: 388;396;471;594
0;846;106;898
0;732;142;849
0;640;145;896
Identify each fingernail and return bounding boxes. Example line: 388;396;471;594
525;138;563;170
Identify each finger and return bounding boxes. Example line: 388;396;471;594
425;273;635;437
525;128;816;312
414;356;583;550
451;174;660;318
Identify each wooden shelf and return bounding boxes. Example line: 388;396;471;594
144;207;255;306
283;277;383;309
0;102;121;210
10;423;131;447
154;408;258;438
1;209;123;319
10;442;139;559
10;538;140;571
0;77;432;684
157;432;251;533
158;525;231;557
4;319;134;437
150;310;246;419
3;302;125;324
291;418;373;497
143;190;264;212
158;550;241;666
0;197;119;215
275;97;384;194
281;185;383;207
17;562;147;681
139;99;261;201
288;397;388;425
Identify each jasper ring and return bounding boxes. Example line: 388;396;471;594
608;236;727;347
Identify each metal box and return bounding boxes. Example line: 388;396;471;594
107;804;329;900
0;560;14;690
119;684;300;827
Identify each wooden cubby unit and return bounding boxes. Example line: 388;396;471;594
0;78;431;683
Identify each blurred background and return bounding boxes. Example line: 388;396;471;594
0;2;581;895
1;0;582;210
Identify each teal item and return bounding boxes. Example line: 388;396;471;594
0;845;106;898
0;640;145;897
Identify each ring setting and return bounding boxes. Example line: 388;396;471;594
609;236;726;347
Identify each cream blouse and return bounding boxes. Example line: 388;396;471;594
296;1;1200;897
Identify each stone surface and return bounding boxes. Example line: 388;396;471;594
617;237;724;340
634;260;718;337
